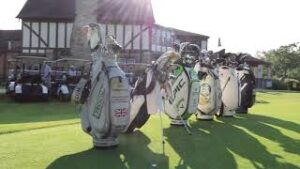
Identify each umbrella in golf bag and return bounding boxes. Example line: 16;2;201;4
235;54;256;113
125;51;180;133
163;43;200;126
194;50;222;120
216;52;241;117
73;23;131;148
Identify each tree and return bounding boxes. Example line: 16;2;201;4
263;43;300;81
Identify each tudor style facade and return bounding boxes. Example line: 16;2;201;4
17;0;209;67
20;21;73;57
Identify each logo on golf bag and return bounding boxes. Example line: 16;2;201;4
169;78;186;104
200;83;211;96
176;99;185;113
92;84;105;119
114;108;129;117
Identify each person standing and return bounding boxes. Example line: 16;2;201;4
42;63;52;89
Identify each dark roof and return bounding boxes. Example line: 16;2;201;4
17;0;154;24
17;0;75;21
0;30;22;41
96;0;155;25
173;28;209;39
243;54;271;66
0;30;22;52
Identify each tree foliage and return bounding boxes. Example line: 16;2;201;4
263;43;300;81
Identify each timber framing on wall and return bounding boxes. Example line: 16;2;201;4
21;20;73;56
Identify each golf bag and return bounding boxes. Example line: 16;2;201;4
125;69;163;133
164;65;200;125
194;63;222;120
80;61;130;147
125;51;180;133
236;64;256;113
76;23;131;147
217;65;241;117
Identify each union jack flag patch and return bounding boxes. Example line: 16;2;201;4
114;108;129;117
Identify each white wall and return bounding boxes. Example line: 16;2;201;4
152;26;174;53
22;21;175;55
22;21;73;54
98;23;151;51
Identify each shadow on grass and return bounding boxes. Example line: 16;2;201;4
164;121;237;169
259;91;283;95
256;100;270;104
232;114;300;156
164;114;299;169
0;95;78;124
47;131;168;169
215;116;299;169
246;114;300;134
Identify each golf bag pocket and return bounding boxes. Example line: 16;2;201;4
198;71;219;115
187;75;200;114
87;73;110;138
219;67;240;110
108;67;131;134
72;78;90;104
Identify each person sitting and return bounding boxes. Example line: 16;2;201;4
68;65;77;77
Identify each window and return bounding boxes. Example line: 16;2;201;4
201;40;207;50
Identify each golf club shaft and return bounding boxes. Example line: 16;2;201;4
161;97;166;154
174;108;192;135
159;110;165;154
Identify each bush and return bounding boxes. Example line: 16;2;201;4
285;81;300;91
272;79;288;90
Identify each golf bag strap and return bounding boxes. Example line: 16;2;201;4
100;62;111;139
131;74;156;97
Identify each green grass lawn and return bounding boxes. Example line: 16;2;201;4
0;91;299;169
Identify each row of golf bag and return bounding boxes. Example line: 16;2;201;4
127;43;256;131
75;23;257;147
73;41;256;148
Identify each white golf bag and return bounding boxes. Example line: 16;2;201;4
194;63;222;120
164;65;200;125
80;61;130;147
164;43;201;125
75;23;130;148
217;65;241;117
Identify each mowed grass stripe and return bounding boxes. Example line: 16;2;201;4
0;91;299;169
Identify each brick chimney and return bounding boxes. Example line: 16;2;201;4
70;0;100;59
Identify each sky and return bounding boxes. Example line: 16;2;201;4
1;0;300;55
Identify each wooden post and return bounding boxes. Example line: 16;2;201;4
4;53;7;82
257;64;263;88
267;66;271;79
